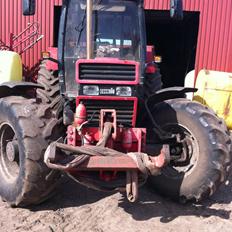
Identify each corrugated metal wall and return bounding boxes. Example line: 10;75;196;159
0;0;231;73
144;0;232;73
0;0;62;70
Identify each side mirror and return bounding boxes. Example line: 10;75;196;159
170;0;183;20
23;0;36;16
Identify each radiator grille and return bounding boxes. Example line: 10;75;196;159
79;63;136;81
81;99;135;127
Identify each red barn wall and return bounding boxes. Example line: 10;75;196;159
0;0;62;71
144;0;232;74
0;0;232;74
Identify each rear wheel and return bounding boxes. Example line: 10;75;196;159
36;60;64;144
147;98;231;202
0;97;62;206
36;60;60;104
0;61;64;207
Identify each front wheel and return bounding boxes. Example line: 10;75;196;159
147;98;231;202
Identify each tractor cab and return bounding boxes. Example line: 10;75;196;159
62;0;146;96
64;0;143;60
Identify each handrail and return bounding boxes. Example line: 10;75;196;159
9;22;43;54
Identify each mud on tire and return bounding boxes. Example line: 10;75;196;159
0;97;61;206
37;60;60;104
0;61;64;206
36;60;64;142
147;98;231;202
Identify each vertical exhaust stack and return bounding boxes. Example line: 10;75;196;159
87;0;93;59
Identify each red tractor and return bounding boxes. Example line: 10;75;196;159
0;0;230;207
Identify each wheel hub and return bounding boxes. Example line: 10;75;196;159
162;123;199;176
0;123;20;181
6;141;19;162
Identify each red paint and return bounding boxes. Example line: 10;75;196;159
76;58;140;85
63;149;167;171
46;47;58;70
74;103;87;126
66;124;146;154
0;0;231;78
82;127;99;143
122;129;133;150
99;171;117;182
67;125;76;146
99;109;117;140
0;0;63;74
73;156;138;171
146;63;156;74
146;45;155;63
76;96;138;127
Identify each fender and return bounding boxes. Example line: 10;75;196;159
0;81;43;98
146;87;198;107
145;87;198;140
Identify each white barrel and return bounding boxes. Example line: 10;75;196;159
184;70;195;100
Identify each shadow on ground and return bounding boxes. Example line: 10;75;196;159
29;173;232;223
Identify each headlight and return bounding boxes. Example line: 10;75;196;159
116;86;132;97
83;85;99;95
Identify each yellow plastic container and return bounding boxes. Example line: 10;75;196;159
0;51;22;84
194;69;232;129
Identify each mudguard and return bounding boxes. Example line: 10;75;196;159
144;87;198;140
146;87;198;107
0;81;43;98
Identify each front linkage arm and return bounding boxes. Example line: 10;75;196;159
44;122;170;202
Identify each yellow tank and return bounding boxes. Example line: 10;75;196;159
0;51;23;84
194;69;232;129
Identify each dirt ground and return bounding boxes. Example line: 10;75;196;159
0;173;232;232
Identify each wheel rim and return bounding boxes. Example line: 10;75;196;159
0;123;20;183
162;123;199;179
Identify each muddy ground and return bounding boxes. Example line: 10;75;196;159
0;173;232;232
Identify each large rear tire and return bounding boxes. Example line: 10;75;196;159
0;97;62;206
147;98;231;202
36;60;64;143
36;60;61;104
0;61;64;207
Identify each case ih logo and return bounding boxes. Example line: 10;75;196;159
100;88;115;95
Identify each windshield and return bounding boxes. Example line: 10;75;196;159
64;0;141;61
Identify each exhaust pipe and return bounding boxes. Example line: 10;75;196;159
86;0;93;59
